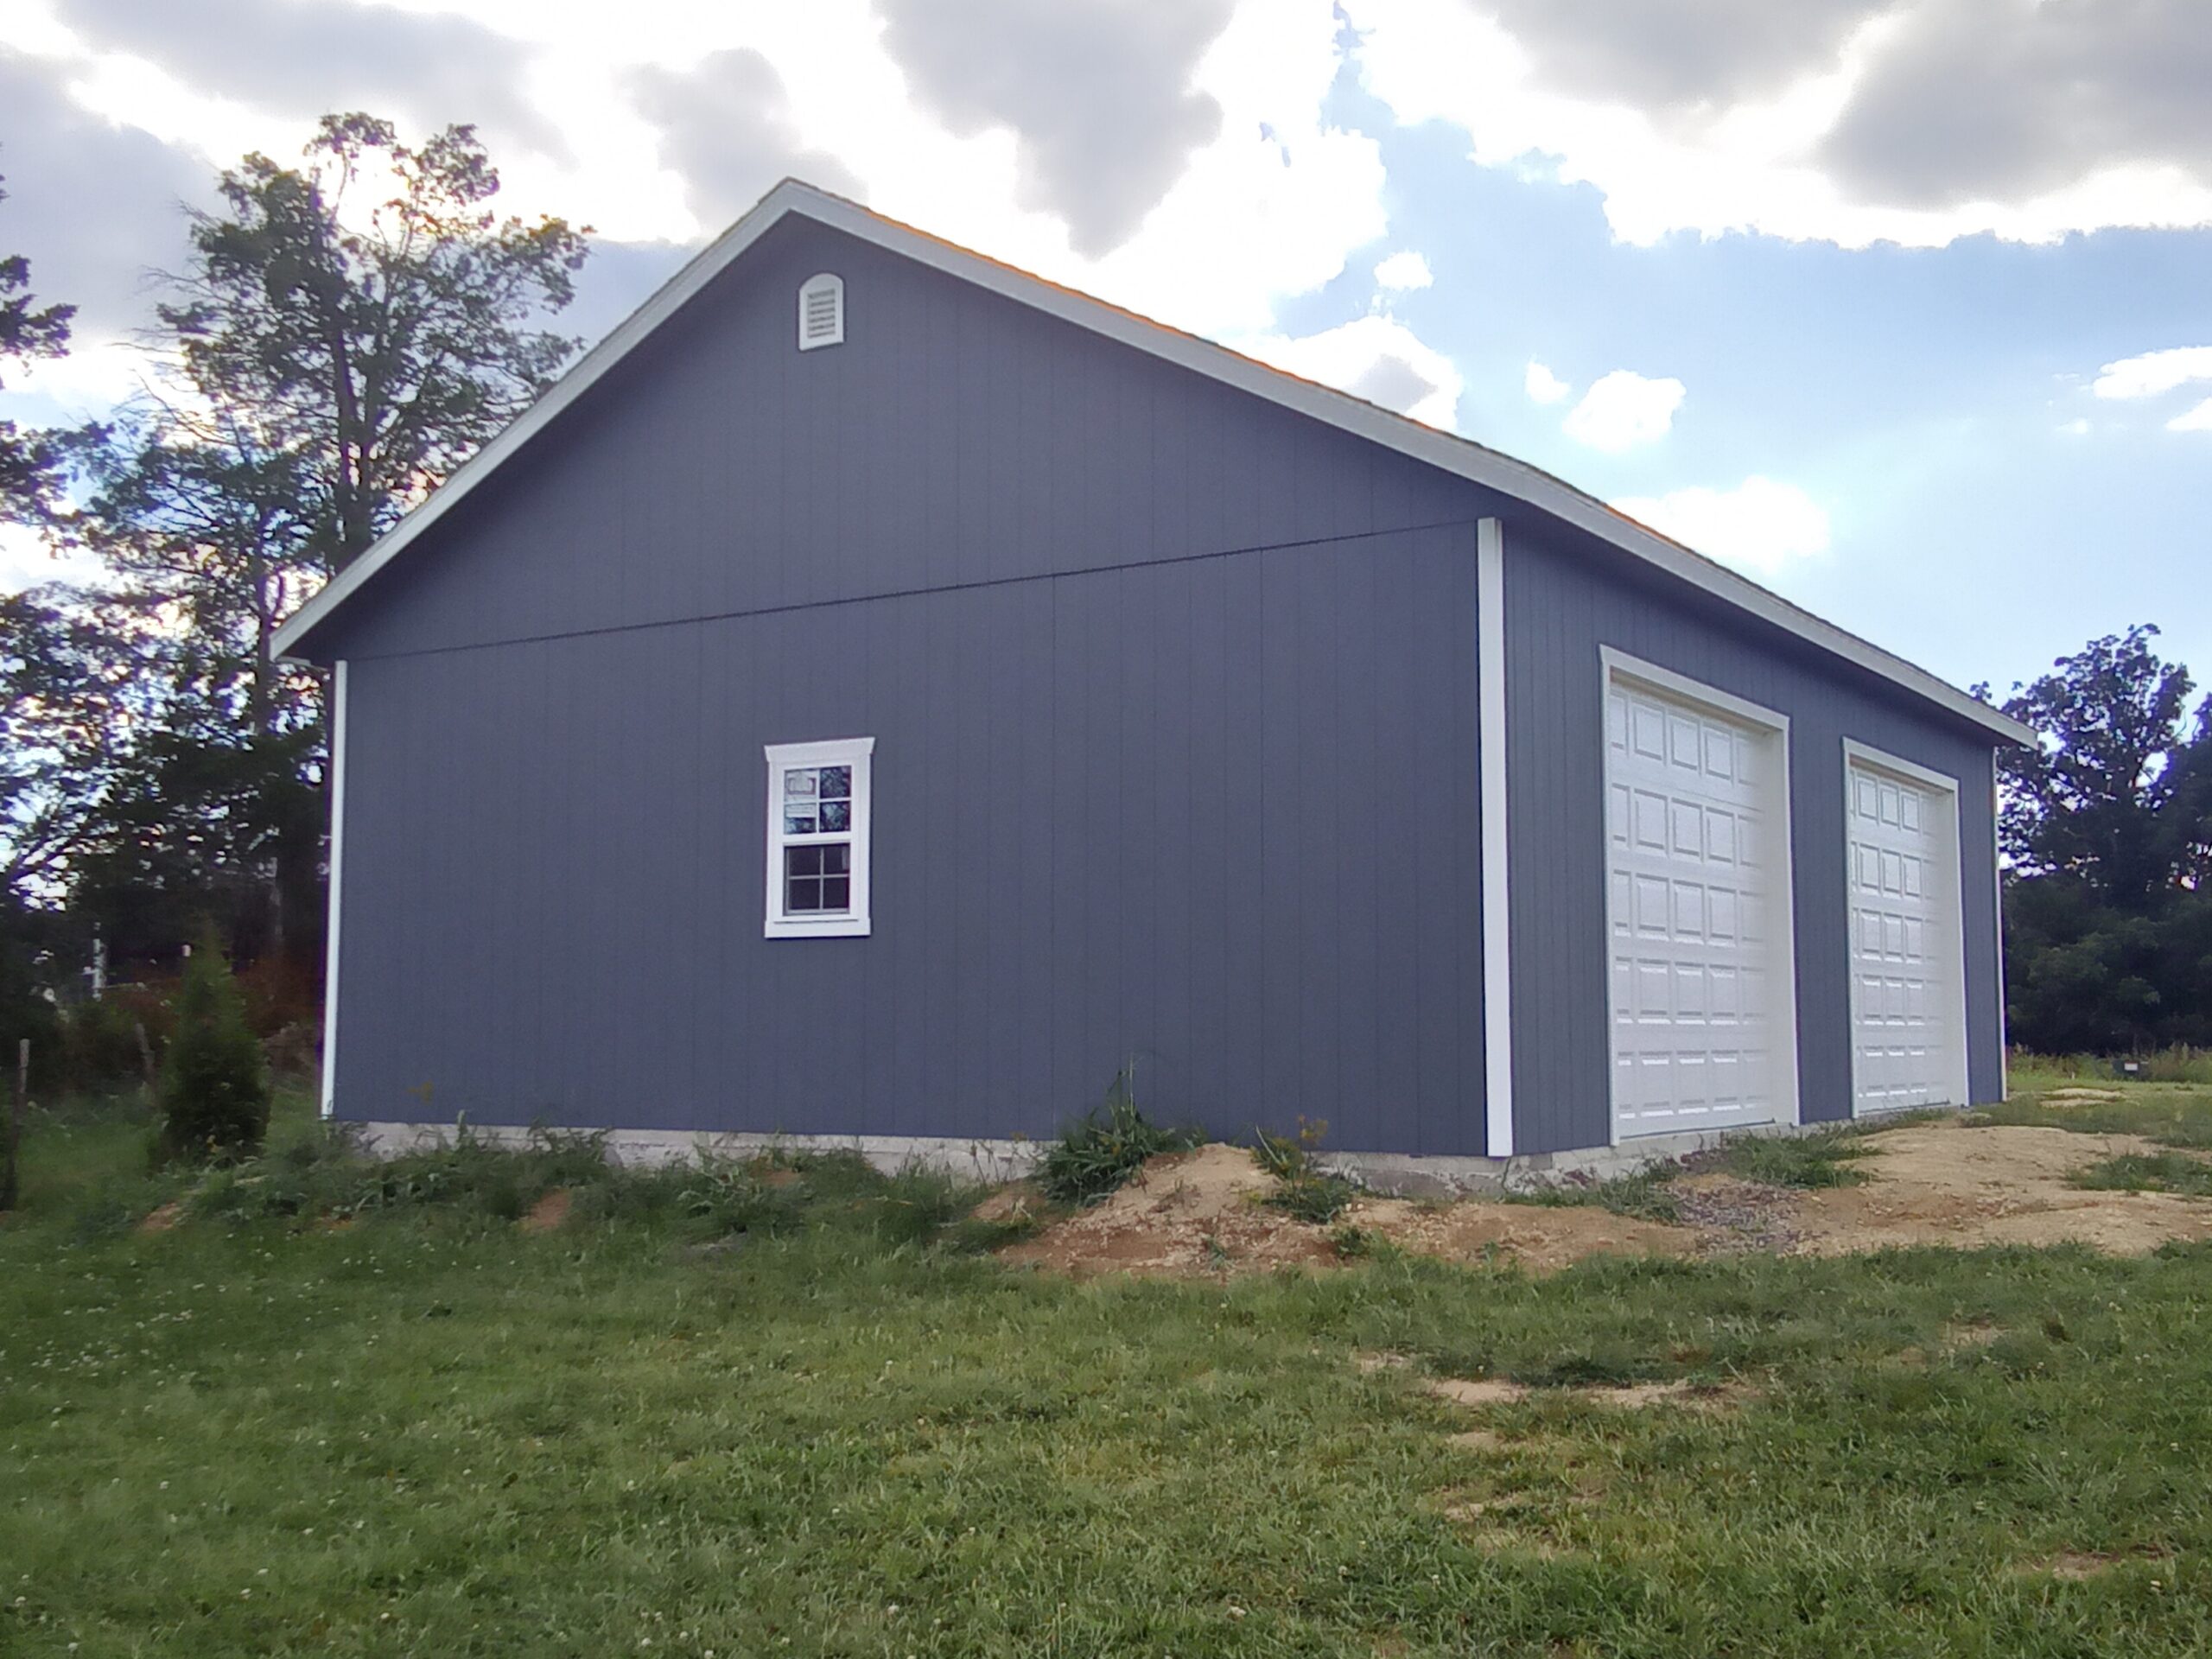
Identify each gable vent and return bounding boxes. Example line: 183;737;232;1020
798;272;845;351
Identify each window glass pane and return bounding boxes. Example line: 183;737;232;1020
787;878;821;912
823;842;850;875
786;845;823;878
817;800;849;832
784;808;817;835
817;766;850;801
785;768;817;798
821;876;850;911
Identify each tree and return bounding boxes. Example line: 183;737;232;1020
0;589;160;907
155;111;589;574
1989;625;2212;1052
0;172;73;527
1993;625;2194;911
60;114;590;969
156;929;269;1163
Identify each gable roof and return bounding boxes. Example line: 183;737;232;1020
273;180;2031;746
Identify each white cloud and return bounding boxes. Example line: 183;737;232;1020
2170;397;2212;434
1372;249;1433;289
1524;359;1571;404
2091;346;2212;401
1611;476;1832;576
2056;417;2091;437
1561;368;1683;451
1344;0;2212;249
0;523;107;595
1236;313;1464;430
10;0;1390;348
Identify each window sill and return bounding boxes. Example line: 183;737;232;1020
764;917;872;940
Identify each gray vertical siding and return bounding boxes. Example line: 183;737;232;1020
314;217;1477;664
1499;518;2004;1156
333;525;1491;1150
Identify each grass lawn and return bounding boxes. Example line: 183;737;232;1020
5;1081;2212;1656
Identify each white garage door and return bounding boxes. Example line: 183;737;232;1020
1604;664;1796;1139
1847;748;1967;1112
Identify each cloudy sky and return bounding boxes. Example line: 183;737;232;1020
2;0;2208;696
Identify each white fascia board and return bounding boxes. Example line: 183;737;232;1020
271;182;2037;752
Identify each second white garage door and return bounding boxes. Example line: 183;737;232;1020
1846;744;1969;1112
1603;655;1798;1140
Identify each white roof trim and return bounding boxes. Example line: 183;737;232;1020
273;181;2033;746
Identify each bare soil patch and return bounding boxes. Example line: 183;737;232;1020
1356;1196;1703;1272
1377;1356;1751;1415
1784;1122;2212;1256
970;1179;1044;1224
519;1188;572;1233
1421;1376;1530;1408
137;1201;181;1234
998;1120;2212;1281
2019;1550;2171;1581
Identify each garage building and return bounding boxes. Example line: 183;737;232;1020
275;181;2032;1172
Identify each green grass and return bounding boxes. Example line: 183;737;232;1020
1035;1074;1204;1205
1700;1122;1881;1189
2073;1152;2212;1198
1507;1164;1686;1224
1976;1060;2212;1150
2010;1047;2212;1088
8;1095;2212;1655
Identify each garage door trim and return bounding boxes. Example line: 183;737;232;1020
1599;647;1802;1145
1842;737;1971;1115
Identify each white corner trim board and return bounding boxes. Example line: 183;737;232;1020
266;182;2034;753
1993;766;2009;1102
1477;518;1514;1157
1599;647;1802;1143
320;659;348;1118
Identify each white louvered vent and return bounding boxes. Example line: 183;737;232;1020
798;272;845;351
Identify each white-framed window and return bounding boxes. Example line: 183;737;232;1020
764;737;874;938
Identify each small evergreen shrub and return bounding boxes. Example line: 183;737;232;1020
1038;1071;1202;1205
156;935;270;1165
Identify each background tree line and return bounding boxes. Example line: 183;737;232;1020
1;113;585;1086
0;112;2205;1077
1988;626;2212;1054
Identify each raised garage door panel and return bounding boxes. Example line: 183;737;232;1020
1605;677;1791;1137
1847;758;1966;1111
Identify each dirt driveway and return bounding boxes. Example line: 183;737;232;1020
999;1118;2212;1280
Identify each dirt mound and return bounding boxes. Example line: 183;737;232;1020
518;1188;572;1232
1784;1121;2212;1256
1001;1145;1336;1278
995;1119;2212;1281
1001;1145;1712;1278
1356;1196;1702;1273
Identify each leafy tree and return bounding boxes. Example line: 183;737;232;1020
0;171;73;527
59;114;590;969
1990;625;2212;1052
156;929;270;1164
1993;625;2195;910
154;111;589;573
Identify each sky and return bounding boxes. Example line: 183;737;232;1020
1;0;2207;702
